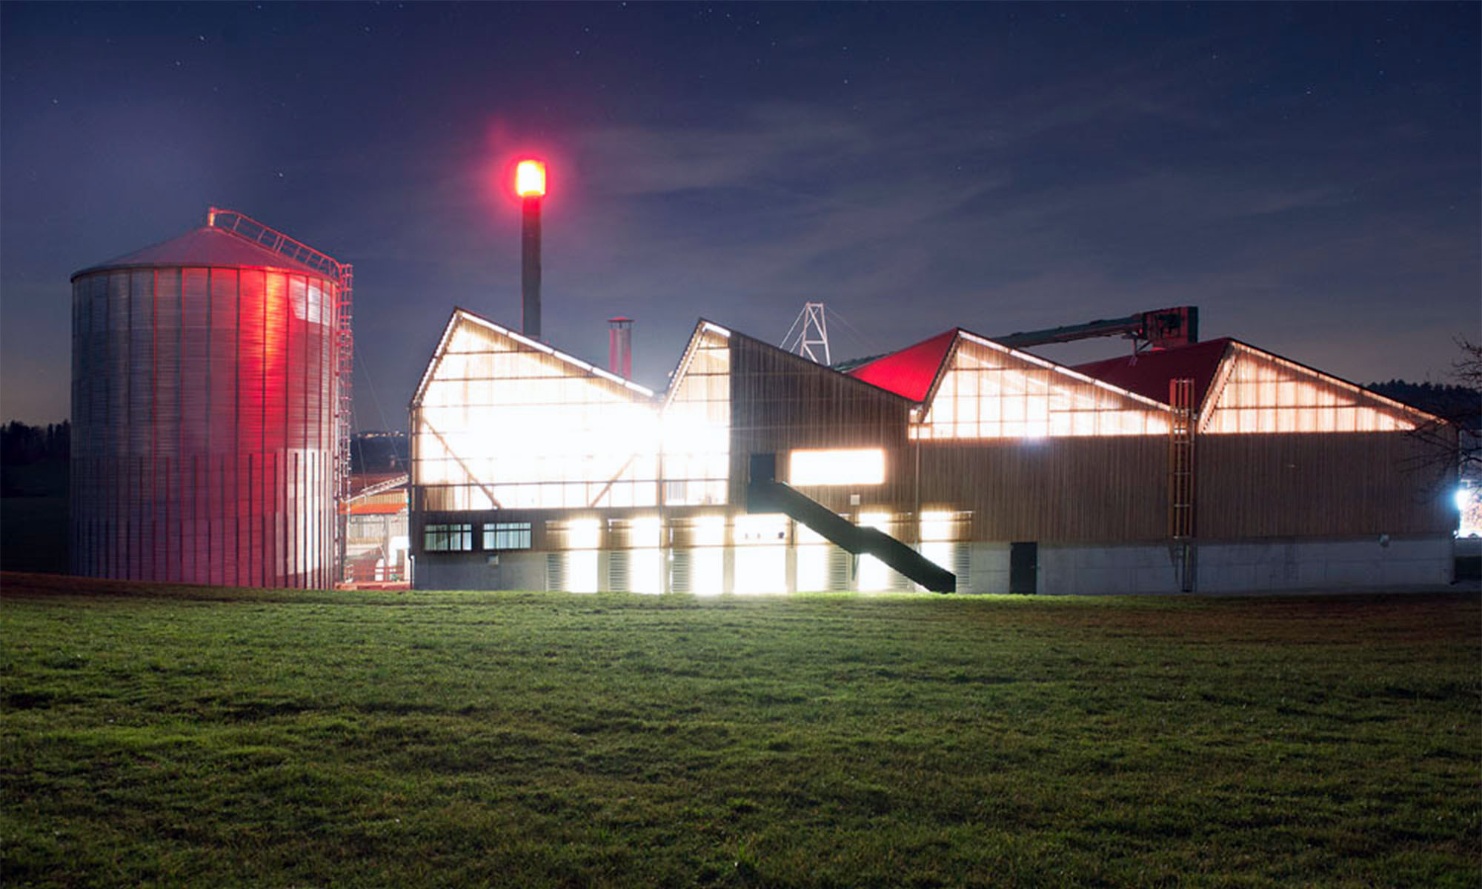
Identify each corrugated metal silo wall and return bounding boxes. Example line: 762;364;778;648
70;265;340;587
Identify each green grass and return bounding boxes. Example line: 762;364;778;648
2;574;1478;887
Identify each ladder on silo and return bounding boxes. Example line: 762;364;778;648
207;208;355;584
1168;378;1196;591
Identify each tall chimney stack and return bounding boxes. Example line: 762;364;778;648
515;160;546;339
608;316;633;378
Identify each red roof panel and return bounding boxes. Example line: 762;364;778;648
1072;338;1231;406
846;329;958;402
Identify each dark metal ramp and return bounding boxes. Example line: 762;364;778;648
746;454;956;593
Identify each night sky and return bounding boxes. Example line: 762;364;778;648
3;2;1477;428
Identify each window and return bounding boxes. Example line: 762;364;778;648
483;522;532;550
424;523;473;552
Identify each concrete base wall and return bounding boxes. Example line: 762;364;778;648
412;535;1456;595
412;551;545;591
962;543;1009;594
1194;536;1454;593
1037;544;1184;596
961;536;1454;595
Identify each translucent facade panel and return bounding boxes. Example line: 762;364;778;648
1202;348;1416;435
413;318;660;511
913;341;1168;440
70;266;339;588
662;327;731;506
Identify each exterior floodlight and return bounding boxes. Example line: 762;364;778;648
516;160;547;198
516;159;546;337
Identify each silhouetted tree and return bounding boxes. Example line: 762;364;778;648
1376;339;1482;487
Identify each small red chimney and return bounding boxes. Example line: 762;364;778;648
608;317;633;378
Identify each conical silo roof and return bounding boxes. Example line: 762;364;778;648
71;226;329;280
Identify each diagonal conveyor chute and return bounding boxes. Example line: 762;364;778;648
746;454;956;593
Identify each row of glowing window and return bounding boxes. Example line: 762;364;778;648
423;511;965;554
414;409;727;450
544;545;951;594
416;480;730;511
1201;406;1412;434
412;458;727;486
420;379;653;409
914;413;1169;439
414;449;879;494
1214;376;1396;411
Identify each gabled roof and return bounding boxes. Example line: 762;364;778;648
411;307;655;408
845;329;959;402
1072;339;1233;407
72;226;330;280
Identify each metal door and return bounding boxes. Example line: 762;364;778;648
1010;541;1037;595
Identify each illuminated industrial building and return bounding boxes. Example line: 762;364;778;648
408;308;1457;594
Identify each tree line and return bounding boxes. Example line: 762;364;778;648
1;421;70;466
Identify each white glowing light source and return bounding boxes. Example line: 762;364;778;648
919;510;957;543
789;448;885;486
856;512;897;592
1457;485;1482;538
734;513;788;545
734;545;787;594
515;159;546;197
630;515;662;549
630;549;664;594
691;548;725;596
692;514;726;548
568;518;601;550
568;551;599;594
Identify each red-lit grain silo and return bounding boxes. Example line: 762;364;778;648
69;209;352;588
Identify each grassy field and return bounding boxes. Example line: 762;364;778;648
2;574;1477;887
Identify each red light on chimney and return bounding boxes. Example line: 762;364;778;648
515;160;546;197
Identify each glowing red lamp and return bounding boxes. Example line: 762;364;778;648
515;160;547;198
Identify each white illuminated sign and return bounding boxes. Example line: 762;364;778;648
789;449;885;486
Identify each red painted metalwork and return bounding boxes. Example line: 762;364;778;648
1073;338;1232;408
845;329;958;402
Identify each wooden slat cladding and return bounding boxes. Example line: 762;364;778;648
727;333;914;507
918;436;1169;542
1199;432;1455;537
